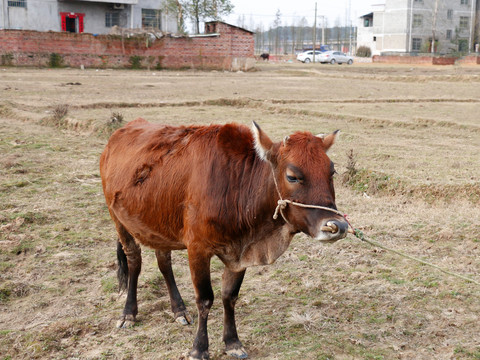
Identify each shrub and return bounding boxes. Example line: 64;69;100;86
1;53;14;66
129;55;143;69
52;104;69;121
356;46;372;58
49;53;63;68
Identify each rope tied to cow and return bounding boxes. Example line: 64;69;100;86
269;165;348;229
273;199;346;221
341;214;480;287
269;165;480;287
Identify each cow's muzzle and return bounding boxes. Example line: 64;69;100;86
315;219;349;243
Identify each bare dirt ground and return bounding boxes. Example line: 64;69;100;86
0;62;479;360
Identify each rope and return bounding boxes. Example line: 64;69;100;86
269;164;344;223
351;228;480;287
267;164;479;287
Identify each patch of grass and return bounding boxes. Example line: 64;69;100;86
0;284;12;303
0;261;14;271
101;276;118;294
11;240;34;255
454;346;480;359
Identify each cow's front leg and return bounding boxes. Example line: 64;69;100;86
188;247;214;360
222;267;247;359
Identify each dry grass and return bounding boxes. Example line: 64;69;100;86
0;63;479;360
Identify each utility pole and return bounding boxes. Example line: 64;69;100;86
431;0;438;54
348;0;352;54
468;0;475;52
312;2;317;63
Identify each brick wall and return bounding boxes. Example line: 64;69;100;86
372;55;435;65
456;55;480;65
0;23;255;71
373;55;479;65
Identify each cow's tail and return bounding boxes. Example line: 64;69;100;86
117;241;128;292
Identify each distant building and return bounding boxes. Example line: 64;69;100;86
0;0;177;34
357;0;479;55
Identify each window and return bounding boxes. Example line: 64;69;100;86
460;0;468;5
105;12;120;27
373;36;377;41
364;18;372;27
459;16;469;30
446;29;452;39
413;14;423;28
414;0;423;2
8;0;26;7
142;9;161;29
412;38;422;51
447;9;453;20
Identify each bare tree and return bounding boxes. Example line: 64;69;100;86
273;9;281;54
185;0;234;34
290;20;296;54
162;0;186;34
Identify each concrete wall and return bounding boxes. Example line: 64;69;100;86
2;1;59;31
0;22;255;71
0;0;177;35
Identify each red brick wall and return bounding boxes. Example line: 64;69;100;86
373;55;478;65
0;25;255;70
456;55;480;65
372;55;434;65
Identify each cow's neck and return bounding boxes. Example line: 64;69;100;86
220;157;296;269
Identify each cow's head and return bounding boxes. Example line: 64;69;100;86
252;122;349;242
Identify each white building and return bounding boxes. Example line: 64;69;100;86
0;0;177;34
357;0;479;55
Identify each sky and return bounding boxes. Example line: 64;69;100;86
224;0;380;29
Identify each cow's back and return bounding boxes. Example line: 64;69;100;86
100;119;257;250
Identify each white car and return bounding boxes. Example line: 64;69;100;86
317;51;354;65
296;50;322;63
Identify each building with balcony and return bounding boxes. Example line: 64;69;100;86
0;0;177;34
357;0;479;55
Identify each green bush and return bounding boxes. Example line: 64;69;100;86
356;46;372;58
49;53;63;68
129;55;143;69
1;53;14;66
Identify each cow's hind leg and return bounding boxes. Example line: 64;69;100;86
222;268;247;359
115;225;142;328
155;250;192;325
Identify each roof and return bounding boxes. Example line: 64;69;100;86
359;12;373;18
205;21;255;34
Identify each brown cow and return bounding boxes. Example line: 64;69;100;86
100;120;349;360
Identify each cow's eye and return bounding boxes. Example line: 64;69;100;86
286;174;299;183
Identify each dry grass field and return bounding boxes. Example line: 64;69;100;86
0;62;479;360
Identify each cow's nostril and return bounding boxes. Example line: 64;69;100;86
325;220;349;235
326;221;338;233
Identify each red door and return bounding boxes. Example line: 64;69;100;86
60;12;85;33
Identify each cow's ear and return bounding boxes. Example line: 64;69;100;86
317;130;339;152
252;121;274;162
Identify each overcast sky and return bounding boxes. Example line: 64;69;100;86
224;0;380;29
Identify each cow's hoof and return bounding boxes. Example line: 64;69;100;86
175;311;193;326
188;349;209;360
225;343;248;359
116;314;136;328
